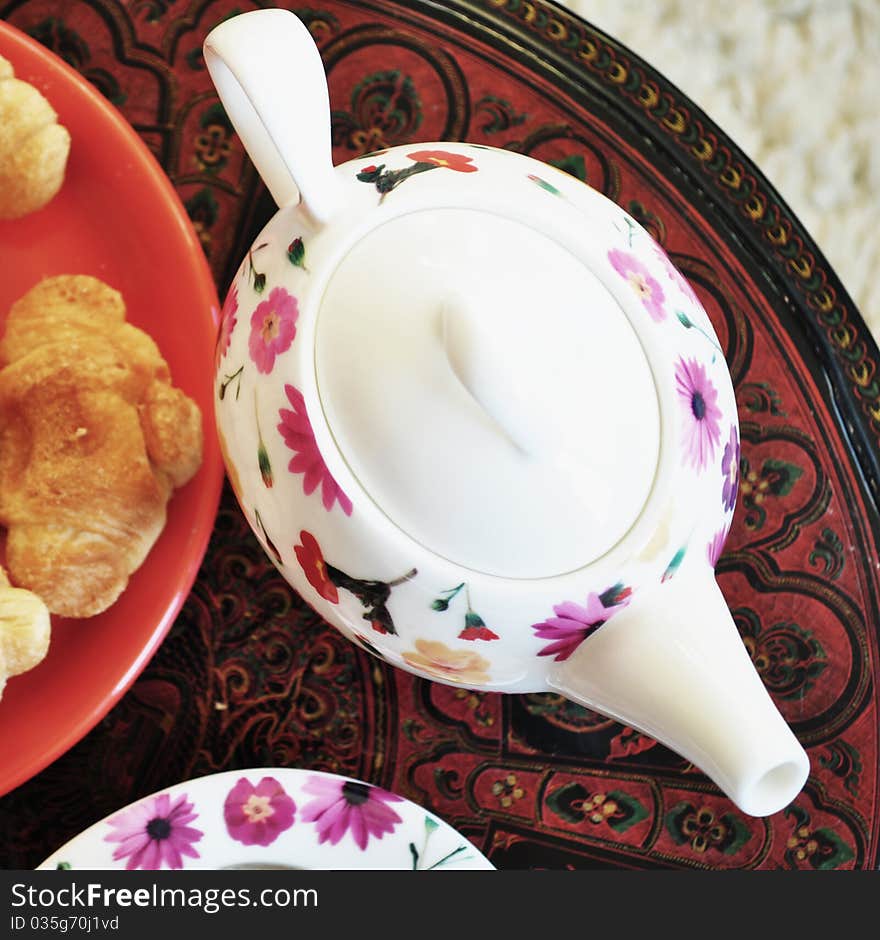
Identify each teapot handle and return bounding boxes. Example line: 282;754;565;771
203;8;343;223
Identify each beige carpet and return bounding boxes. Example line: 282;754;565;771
562;0;879;341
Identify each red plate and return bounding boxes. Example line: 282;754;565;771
0;21;223;796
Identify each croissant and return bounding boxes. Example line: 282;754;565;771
0;53;71;219
0;275;203;617
0;566;51;701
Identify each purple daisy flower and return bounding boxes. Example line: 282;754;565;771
533;584;632;662
608;248;667;322
223;776;296;847
721;425;740;511
248;286;299;374
300;776;403;850
675;357;723;471
104;792;203;870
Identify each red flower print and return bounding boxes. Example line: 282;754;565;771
248;286;299;374
277;384;353;515
294;530;339;603
407;149;478;173
459;624;499;641
215;282;238;370
223;776;296;847
458;611;499;641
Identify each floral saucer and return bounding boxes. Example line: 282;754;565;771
37;768;495;871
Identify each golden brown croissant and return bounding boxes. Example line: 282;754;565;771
0;275;203;618
0;53;71;219
0;565;51;701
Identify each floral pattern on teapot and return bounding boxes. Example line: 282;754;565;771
608;248;668;323
294;529;414;634
430;582;498;641
248;286;298;374
532;583;633;662
356;148;478;199
212;140;741;693
279;386;352;515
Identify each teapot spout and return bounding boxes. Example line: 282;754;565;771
547;566;809;817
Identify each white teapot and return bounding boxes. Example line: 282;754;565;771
204;8;809;817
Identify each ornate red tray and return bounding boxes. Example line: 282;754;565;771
1;0;878;870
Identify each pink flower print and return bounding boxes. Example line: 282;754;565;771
533;583;632;662
248;286;299;374
675;357;723;471
608;248;667;322
278;384;353;515
104;791;203;870
223;776;296;847
300;775;403;850
721;425;740;512
707;524;731;568
215;282;238;370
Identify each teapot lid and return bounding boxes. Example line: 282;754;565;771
315;205;660;579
